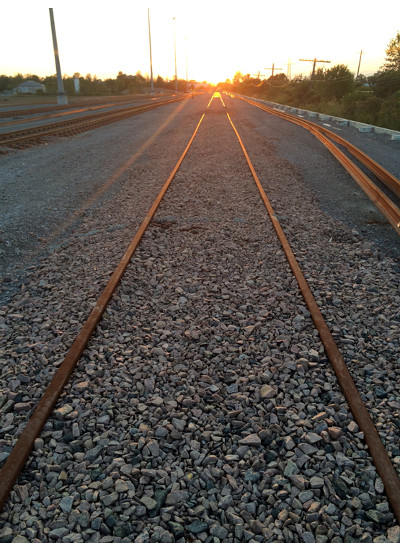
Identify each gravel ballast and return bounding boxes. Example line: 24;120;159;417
0;94;399;542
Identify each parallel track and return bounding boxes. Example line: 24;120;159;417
1;94;400;525
239;95;400;235
0;95;163;120
0;96;185;149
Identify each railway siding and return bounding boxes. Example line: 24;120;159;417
0;95;399;541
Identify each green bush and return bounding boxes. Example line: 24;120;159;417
342;91;382;124
378;91;400;129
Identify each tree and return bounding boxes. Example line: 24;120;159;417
355;74;368;87
269;73;288;86
24;74;41;82
233;71;243;85
42;75;57;93
0;75;11;92
383;31;400;71
370;70;400;98
135;71;146;84
323;64;354;100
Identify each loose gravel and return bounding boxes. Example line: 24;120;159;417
0;94;399;543
0;98;191;304
240;99;400;262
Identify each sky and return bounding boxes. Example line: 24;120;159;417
1;1;400;84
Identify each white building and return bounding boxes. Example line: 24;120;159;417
16;80;46;94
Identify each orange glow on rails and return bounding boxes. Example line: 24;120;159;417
207;91;226;108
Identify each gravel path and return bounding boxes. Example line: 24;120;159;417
0;94;399;543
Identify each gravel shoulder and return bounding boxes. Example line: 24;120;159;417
0;94;399;542
0;98;197;303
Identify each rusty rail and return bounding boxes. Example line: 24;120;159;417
0;94;167;120
227;111;400;523
0;113;205;510
2;94;400;527
0;97;185;148
239;96;400;234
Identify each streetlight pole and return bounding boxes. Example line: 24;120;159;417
185;37;188;90
173;17;178;92
49;8;68;105
148;8;154;94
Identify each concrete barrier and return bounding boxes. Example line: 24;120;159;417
255;98;400;140
349;120;374;133
374;126;400;140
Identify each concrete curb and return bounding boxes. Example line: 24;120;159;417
247;97;400;141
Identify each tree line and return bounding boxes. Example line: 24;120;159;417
218;32;400;130
0;71;190;96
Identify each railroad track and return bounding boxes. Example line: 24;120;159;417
0;94;162;120
1;92;400;536
0;96;185;149
0;99;158;130
238;95;400;236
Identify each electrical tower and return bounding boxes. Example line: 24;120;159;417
299;58;331;79
287;59;291;80
264;63;282;77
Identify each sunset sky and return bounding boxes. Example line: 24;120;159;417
1;1;399;84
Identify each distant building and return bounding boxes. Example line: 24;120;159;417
16;80;46;94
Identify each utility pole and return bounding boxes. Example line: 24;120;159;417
173;17;178;92
357;50;365;79
279;60;292;80
148;8;154;94
299;58;331;79
264;63;282;77
185;37;188;90
49;8;68;105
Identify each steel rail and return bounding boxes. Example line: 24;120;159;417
308;128;400;231
0;104;76;119
238;95;400;233
0;97;183;142
0;95;164;119
0;113;206;510
0;97;178;128
0;102;158;143
0;102;141;128
309;123;400;199
227;111;400;523
0;97;185;147
239;96;400;201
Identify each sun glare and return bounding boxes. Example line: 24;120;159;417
1;2;400;83
206;92;226;107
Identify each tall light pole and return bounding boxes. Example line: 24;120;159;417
173;17;178;92
49;8;68;105
148;8;154;93
185;37;188;90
